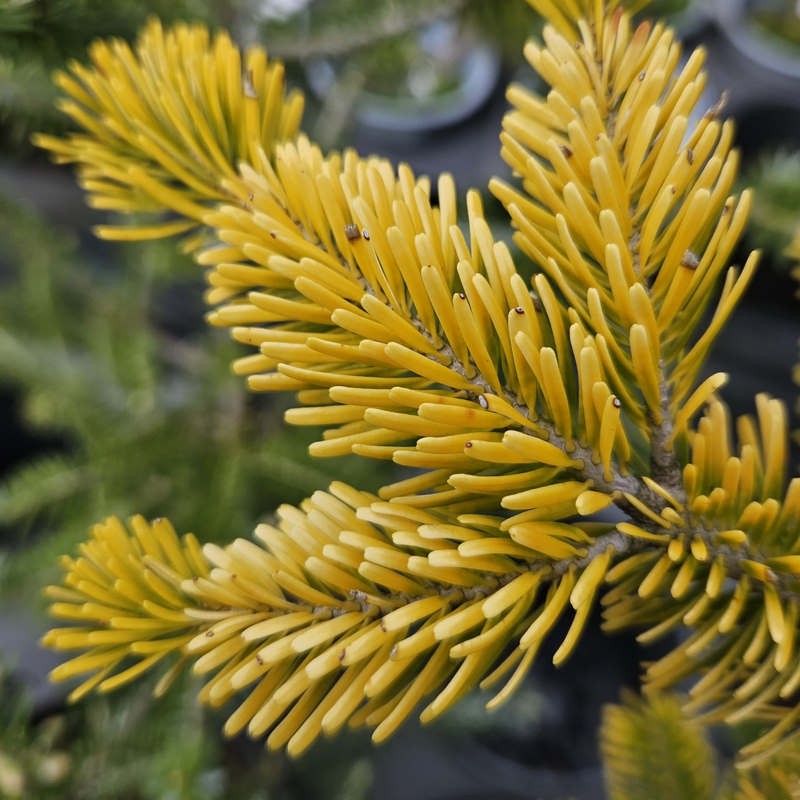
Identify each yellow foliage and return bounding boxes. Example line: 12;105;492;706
34;19;303;248
37;0;800;765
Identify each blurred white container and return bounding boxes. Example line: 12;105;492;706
714;0;800;79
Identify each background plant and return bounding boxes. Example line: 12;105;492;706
600;691;800;799
743;150;800;272
0;99;384;800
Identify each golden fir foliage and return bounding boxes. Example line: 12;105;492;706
37;0;800;765
601;692;800;799
601;692;716;800
32;19;304;248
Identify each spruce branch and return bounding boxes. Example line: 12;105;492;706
35;0;800;766
43;491;617;755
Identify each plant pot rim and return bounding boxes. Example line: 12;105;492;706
355;43;501;133
307;42;501;134
714;0;800;80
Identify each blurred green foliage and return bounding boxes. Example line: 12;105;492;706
601;692;800;800
0;659;381;799
744;150;800;270
753;5;800;50
0;0;238;148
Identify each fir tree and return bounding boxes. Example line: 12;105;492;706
33;0;800;772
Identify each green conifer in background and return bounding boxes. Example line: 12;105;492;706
0;0;240;149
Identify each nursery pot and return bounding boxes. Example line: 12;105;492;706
714;0;800;80
306;17;501;133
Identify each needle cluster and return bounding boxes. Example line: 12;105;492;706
37;0;800;765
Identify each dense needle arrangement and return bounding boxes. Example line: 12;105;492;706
35;0;800;767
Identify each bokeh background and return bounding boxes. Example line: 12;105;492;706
1;0;798;797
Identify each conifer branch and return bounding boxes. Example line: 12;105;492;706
33;20;304;249
35;0;800;766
